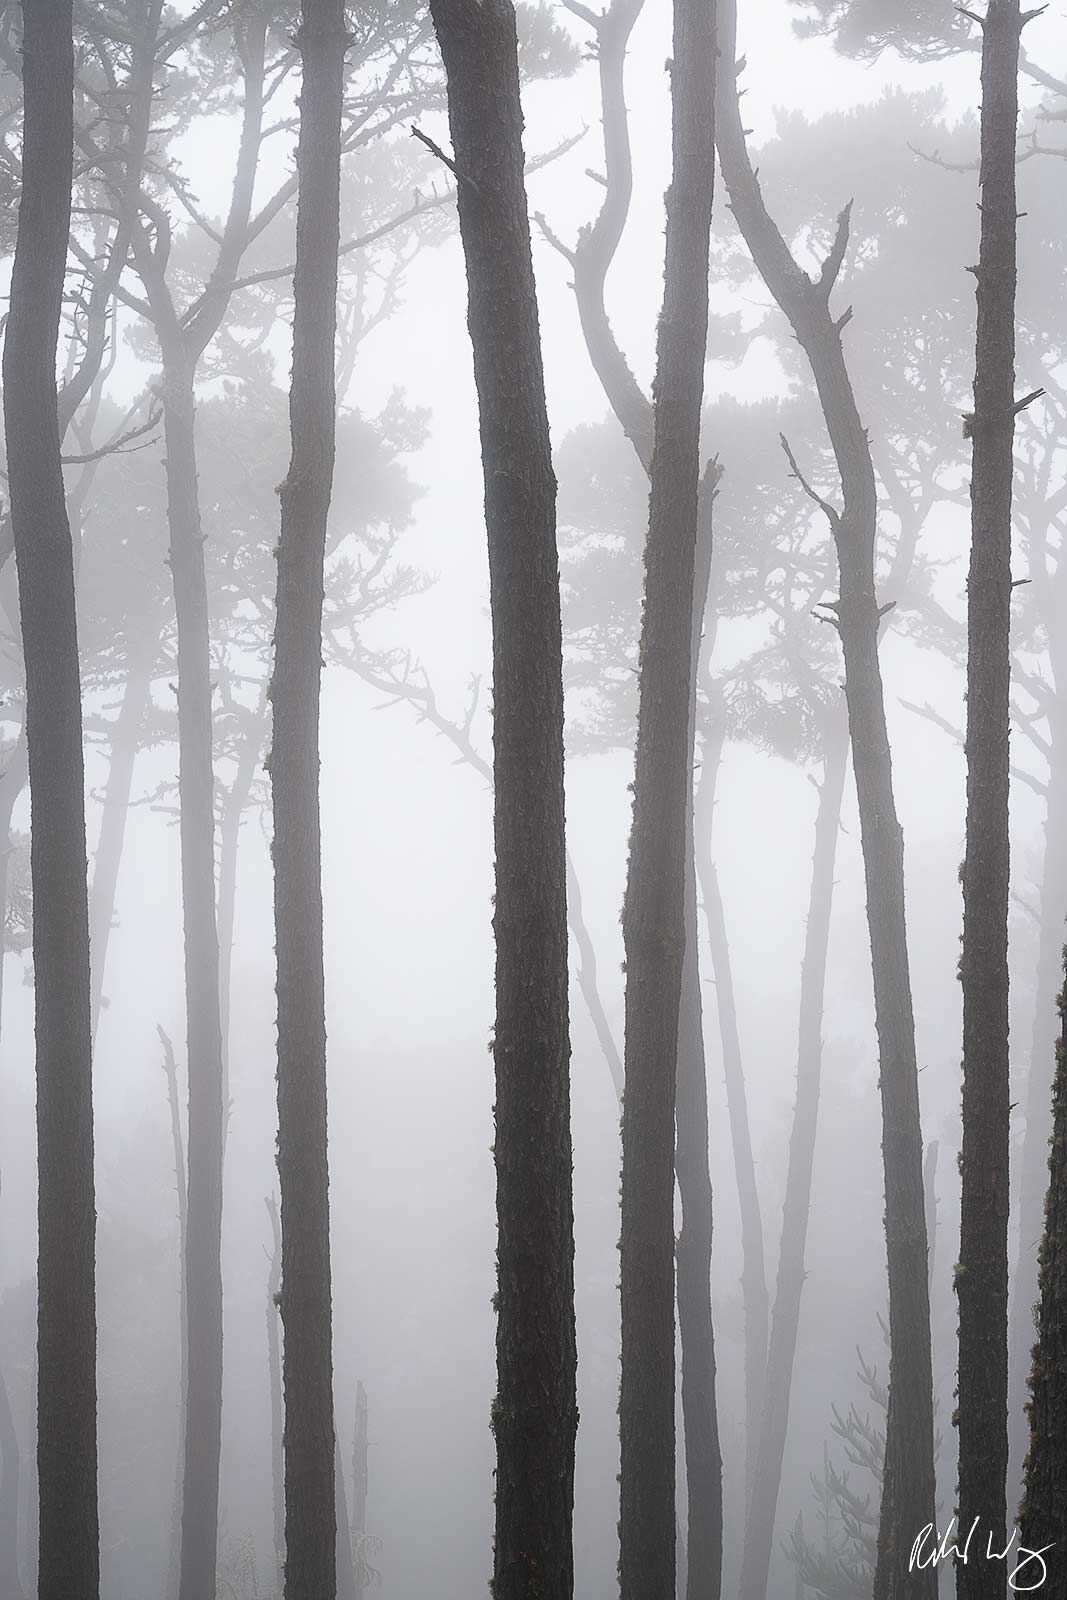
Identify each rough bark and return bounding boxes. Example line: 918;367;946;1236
2;0;99;1592
1018;951;1067;1575
715;5;937;1593
271;1;347;1594
957;5;1023;1593
618;0;716;1590
675;468;724;1600
738;705;849;1600
426;2;577;1594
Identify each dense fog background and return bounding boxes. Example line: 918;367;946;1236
2;0;1065;1594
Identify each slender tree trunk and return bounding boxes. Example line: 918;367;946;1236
2;0;98;1592
1018;952;1067;1574
89;653;153;1041
1009;708;1067;1490
427;4;576;1594
266;1195;284;1590
675;468;724;1600
738;706;849;1600
161;347;227;1600
715;7;937;1592
619;0;716;1589
694;721;769;1501
352;1381;368;1596
160;1027;188;1600
0;729;28;1041
271;1;347;1593
0;1355;24;1600
957;6;1024;1593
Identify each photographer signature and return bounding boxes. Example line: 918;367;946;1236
909;1518;1053;1592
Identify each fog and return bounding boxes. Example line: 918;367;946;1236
1;0;1065;1596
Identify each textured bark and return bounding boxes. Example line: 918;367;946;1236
426;3;576;1594
1018;953;1067;1573
89;654;153;1041
715;5;937;1594
2;0;99;1593
271;1;346;1594
619;0;716;1590
739;706;849;1600
675;472;724;1600
957;6;1022;1594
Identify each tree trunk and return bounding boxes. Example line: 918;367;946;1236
715;6;937;1592
0;728;28;1041
266;1195;284;1590
271;0;347;1593
89;653;153;1041
0;1356;24;1600
694;719;769;1503
1018;954;1067;1576
675;468;724;1600
426;3;576;1594
957;5;1023;1593
2;0;99;1592
160;1027;188;1600
738;705;849;1600
161;348;226;1600
1009;705;1067;1492
619;0;716;1590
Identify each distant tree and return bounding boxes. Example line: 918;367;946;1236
2;0;98;1594
271;0;348;1590
714;2;938;1595
426;0;577;1591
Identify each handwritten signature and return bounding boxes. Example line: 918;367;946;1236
909;1519;1054;1592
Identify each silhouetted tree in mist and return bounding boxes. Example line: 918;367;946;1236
271;0;349;1589
2;0;98;1591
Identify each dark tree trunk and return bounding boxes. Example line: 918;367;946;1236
89;653;153;1041
161;347;227;1600
715;6;937;1592
426;3;576;1594
1018;953;1067;1573
738;705;849;1600
675;468;723;1600
2;0;99;1593
271;0;347;1594
957;5;1023;1594
618;0;716;1590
